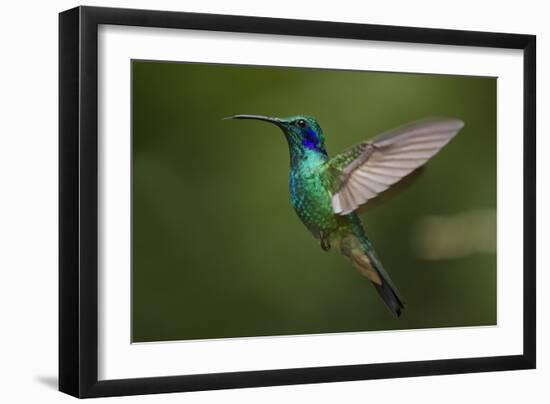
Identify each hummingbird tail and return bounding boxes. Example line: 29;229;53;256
370;266;405;317
338;232;405;317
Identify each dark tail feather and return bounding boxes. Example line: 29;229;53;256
344;250;406;316
372;275;405;317
366;249;405;317
338;222;405;317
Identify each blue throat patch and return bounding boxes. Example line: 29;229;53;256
303;127;319;150
302;127;327;156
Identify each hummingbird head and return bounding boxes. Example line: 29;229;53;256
226;114;328;157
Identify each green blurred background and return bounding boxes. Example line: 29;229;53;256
132;60;496;343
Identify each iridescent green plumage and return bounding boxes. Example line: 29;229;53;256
227;114;464;316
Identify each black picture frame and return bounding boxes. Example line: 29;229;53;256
59;5;536;398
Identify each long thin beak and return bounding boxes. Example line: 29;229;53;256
223;114;285;128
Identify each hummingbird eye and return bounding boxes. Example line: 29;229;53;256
296;119;307;128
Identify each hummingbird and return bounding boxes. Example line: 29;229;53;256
226;115;464;316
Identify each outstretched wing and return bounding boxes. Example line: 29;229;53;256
324;118;464;215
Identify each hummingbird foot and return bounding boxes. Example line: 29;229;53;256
319;232;331;251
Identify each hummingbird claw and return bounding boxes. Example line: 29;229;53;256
320;232;331;251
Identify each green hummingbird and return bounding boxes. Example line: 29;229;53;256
227;115;464;316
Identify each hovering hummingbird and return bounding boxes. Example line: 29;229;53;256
227;115;464;316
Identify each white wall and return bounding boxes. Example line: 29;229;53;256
0;0;545;402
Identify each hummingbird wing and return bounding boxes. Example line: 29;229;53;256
324;118;464;215
353;166;426;214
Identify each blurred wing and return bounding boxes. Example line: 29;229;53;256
328;118;464;215
354;166;426;214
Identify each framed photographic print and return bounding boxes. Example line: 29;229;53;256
59;6;536;398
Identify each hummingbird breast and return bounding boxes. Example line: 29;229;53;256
289;162;339;237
